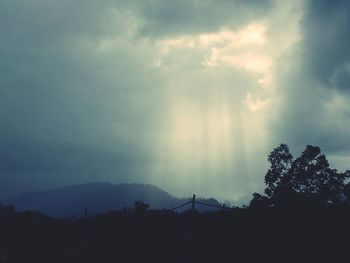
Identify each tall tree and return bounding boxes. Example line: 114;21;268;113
289;145;327;193
264;143;293;197
261;144;350;206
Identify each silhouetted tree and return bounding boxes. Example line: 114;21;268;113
261;144;350;207
343;176;350;203
264;143;293;197
289;145;328;195
249;193;270;208
133;199;150;213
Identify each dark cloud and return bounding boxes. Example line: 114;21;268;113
0;2;159;197
300;0;350;92
0;0;349;201
0;0;122;45
0;0;275;199
273;0;350;164
137;0;273;37
0;0;273;44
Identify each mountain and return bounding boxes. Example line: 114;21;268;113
1;183;223;218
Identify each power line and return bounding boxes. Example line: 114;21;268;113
195;201;234;210
65;198;232;218
171;201;192;211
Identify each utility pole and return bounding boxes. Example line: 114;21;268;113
185;194;196;263
191;194;196;213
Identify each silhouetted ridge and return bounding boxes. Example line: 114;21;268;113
1;144;350;262
2;182;222;217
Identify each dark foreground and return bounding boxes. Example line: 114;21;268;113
1;204;350;263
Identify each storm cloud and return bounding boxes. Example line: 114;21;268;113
273;0;350;169
0;0;349;202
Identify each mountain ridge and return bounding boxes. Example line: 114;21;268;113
1;182;223;217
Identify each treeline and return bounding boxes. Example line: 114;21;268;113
251;144;350;208
0;144;350;262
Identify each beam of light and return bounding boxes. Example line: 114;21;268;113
149;92;272;201
167;99;234;165
147;9;302;201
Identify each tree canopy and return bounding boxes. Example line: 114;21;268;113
251;144;350;207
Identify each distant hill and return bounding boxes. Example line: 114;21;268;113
1;182;223;217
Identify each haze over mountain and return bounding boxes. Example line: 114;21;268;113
1;183;223;217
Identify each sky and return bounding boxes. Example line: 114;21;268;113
1;0;350;203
